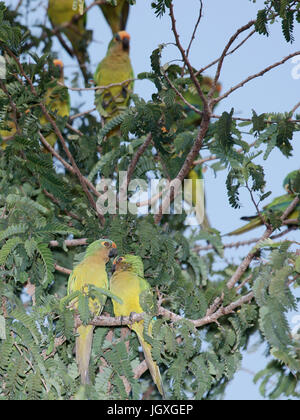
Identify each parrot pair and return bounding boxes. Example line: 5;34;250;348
67;240;165;397
47;0;90;84
228;170;300;236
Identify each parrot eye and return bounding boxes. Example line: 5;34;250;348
102;241;110;247
117;257;124;263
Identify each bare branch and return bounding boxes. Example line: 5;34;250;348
54;263;72;275
209;20;256;99
50;238;88;248
213;51;300;106
169;3;210;114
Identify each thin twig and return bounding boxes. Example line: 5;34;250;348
213;51;300;106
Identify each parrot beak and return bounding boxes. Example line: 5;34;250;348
109;248;118;258
122;36;130;51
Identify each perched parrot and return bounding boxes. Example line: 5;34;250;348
110;255;165;398
48;0;90;83
40;59;70;149
67;239;117;384
94;31;134;136
283;170;300;194
185;166;211;230
99;0;130;35
227;193;300;236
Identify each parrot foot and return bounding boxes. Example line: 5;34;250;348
129;312;138;325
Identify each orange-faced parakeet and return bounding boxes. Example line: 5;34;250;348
94;31;134;136
99;0;130;35
67;239;117;384
48;0;90;83
40;59;70;149
110;255;165;397
228;193;300;236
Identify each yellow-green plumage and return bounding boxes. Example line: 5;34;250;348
283;170;300;194
40;60;70;148
0;120;16;150
48;0;89;82
67;239;117;384
99;0;130;34
110;255;165;397
94;31;134;135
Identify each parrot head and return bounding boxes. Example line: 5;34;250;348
85;239;117;261
110;30;131;52
283;170;299;194
53;59;64;79
112;254;144;276
53;59;64;69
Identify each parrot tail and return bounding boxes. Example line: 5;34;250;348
133;323;165;399
74;49;90;86
76;325;94;385
227;217;261;236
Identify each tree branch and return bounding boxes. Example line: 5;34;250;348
213;51;300;106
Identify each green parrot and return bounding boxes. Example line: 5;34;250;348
40;59;70;149
283;170;300;194
110;255;165;398
67;239;117;384
227;193;300;236
94;31;134;136
48;0;90;83
99;0;130;35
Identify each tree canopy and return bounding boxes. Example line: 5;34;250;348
0;0;299;400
